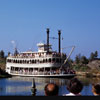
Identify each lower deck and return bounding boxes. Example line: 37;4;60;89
7;66;76;78
9;73;76;78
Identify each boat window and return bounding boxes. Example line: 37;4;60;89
32;60;34;63
18;60;20;63
43;59;45;63
23;60;24;63
15;60;17;63
52;58;55;62
34;60;36;63
24;60;26;63
7;67;9;69
7;59;9;62
56;58;59;63
11;67;13;70
59;58;61;63
27;60;29;64
13;60;15;63
30;60;32;64
49;58;51;62
20;60;21;63
15;67;18;71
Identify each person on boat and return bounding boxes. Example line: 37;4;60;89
63;78;83;96
92;83;100;96
44;83;59;96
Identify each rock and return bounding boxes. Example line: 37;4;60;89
87;60;100;69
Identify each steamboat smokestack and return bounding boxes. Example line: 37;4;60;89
47;28;49;53
58;30;61;53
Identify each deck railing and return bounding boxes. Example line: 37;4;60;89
10;70;62;75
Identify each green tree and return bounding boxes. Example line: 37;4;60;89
89;51;98;61
0;50;4;58
75;53;81;64
67;58;73;67
89;52;95;61
80;56;89;65
94;51;98;58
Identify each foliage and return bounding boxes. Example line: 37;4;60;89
80;56;89;65
75;53;81;64
75;54;89;65
89;51;98;61
0;50;4;58
94;51;98;58
72;65;90;72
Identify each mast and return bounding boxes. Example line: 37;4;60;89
58;30;61;53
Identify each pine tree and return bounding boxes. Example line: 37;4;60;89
75;54;81;64
0;50;4;58
89;52;95;61
81;56;89;65
94;51;98;58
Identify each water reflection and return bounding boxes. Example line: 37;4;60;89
76;76;100;96
0;76;100;96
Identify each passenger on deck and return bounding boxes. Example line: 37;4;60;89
44;83;59;96
92;83;100;96
63;78;83;96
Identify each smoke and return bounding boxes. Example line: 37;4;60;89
11;40;16;49
11;40;15;44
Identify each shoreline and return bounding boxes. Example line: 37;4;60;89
76;71;100;77
0;72;100;78
0;74;12;78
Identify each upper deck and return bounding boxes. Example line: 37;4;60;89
7;42;66;59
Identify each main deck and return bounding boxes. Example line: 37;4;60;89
9;72;76;78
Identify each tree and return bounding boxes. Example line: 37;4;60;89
94;51;98;58
89;51;99;61
89;52;95;61
0;50;4;58
75;54;81;64
80;56;89;65
67;58;73;67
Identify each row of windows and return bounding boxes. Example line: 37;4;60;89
10;67;58;71
7;58;63;64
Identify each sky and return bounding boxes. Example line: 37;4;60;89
0;0;100;59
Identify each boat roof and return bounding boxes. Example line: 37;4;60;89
20;50;58;54
37;42;52;47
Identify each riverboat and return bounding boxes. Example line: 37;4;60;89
6;29;75;78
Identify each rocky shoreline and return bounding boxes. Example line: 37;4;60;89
0;74;12;78
76;71;100;77
0;68;12;78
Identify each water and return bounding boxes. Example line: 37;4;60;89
0;76;100;96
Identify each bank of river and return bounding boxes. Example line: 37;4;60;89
76;71;100;77
0;74;12;79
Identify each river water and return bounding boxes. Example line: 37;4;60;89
0;76;100;96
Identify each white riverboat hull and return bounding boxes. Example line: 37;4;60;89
8;73;76;78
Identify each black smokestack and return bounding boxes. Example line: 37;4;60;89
58;30;61;53
47;28;49;53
